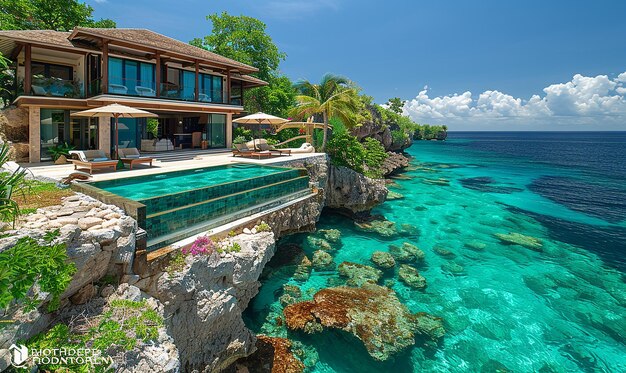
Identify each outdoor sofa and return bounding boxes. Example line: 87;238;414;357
118;148;154;170
69;150;118;174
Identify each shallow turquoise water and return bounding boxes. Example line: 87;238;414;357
245;133;626;372
91;164;283;200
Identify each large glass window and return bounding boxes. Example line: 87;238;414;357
206;114;226;148
114;118;139;152
108;57;155;96
40;109;65;161
198;73;224;103
31;62;78;97
181;71;196;100
40;110;98;161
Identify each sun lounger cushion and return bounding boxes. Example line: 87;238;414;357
93;157;110;162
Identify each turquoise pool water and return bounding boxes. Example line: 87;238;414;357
91;164;285;201
244;132;626;372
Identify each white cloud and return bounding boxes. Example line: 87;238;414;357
403;72;626;129
92;0;108;3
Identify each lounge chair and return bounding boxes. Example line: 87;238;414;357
247;139;291;156
69;150;118;174
135;86;156;97
231;143;273;159
118;148;154;170
288;142;315;154
109;84;128;95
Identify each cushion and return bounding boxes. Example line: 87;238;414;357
93;157;110;162
124;155;140;159
258;143;271;151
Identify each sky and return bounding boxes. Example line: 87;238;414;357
87;0;626;130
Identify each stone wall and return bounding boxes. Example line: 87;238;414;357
0;105;29;162
0;193;139;370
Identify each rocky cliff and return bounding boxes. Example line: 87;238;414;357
350;104;413;152
325;165;388;219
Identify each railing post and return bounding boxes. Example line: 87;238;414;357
194;60;199;101
102;40;109;94
155;51;161;97
23;44;31;95
226;69;231;104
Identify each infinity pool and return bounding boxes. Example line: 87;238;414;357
87;163;310;249
91;164;285;200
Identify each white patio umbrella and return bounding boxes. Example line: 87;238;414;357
233;112;289;149
72;103;157;159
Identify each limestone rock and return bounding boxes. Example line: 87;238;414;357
284;284;443;361
326;165;387;217
370;251;396;269
354;219;398;238
78;216;104;230
312;250;334;270
389;242;425;264
398;264;427;289
495;232;543;251
69;283;97;305
338;262;382;287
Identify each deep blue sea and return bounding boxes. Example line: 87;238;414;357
245;132;626;372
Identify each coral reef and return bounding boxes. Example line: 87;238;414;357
337;261;382;286
370;251;396;269
283;284;444;361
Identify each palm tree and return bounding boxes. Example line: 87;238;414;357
291;74;358;152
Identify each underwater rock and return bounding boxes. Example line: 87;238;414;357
421;178;450;186
389;173;413;180
386;190;404;200
464;240;487;251
414;205;428;211
398;264;427;289
441;262;465;275
283;284;302;299
279;293;297;307
494;232;543;251
263;244;312;282
480;359;511;373
460;177;523;194
354;219;398;238
433;245;457;258
312;250;335;270
318;228;341;243
371;251;396;269
338;261;382;286
235;335;305;373
283;284;444;361
389;242;426;264
399;223;420;237
306;236;333;251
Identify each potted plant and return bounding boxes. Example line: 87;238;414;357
48;142;75;164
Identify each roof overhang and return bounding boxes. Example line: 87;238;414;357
13;95;245;114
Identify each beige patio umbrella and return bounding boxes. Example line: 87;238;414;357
233;112;289;149
72;103;157;159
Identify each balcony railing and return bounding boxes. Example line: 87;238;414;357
31;75;83;98
85;78;232;105
108;76;157;97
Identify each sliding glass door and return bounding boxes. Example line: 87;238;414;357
206;114;226;148
40;110;98;161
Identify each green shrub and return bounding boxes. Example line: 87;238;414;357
0;142;27;224
255;221;271;232
233;126;253;140
391;129;408;144
233;135;248;145
326;133;388;178
0;229;76;312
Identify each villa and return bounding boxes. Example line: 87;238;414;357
0;27;268;163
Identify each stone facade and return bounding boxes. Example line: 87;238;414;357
0;105;29;162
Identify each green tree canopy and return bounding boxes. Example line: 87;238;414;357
190;12;294;116
387;97;405;115
0;0;116;31
190;12;285;82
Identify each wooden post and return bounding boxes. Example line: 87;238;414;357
24;44;31;95
226;69;231;104
155;52;161;97
102;40;109;94
194;60;199;101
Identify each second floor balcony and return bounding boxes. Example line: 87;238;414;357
30;75;84;99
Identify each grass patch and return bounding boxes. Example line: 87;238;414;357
13;180;74;213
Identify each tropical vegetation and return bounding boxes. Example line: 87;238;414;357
290;74;360;152
0;0;116;31
0;229;76;312
0;142;27;223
